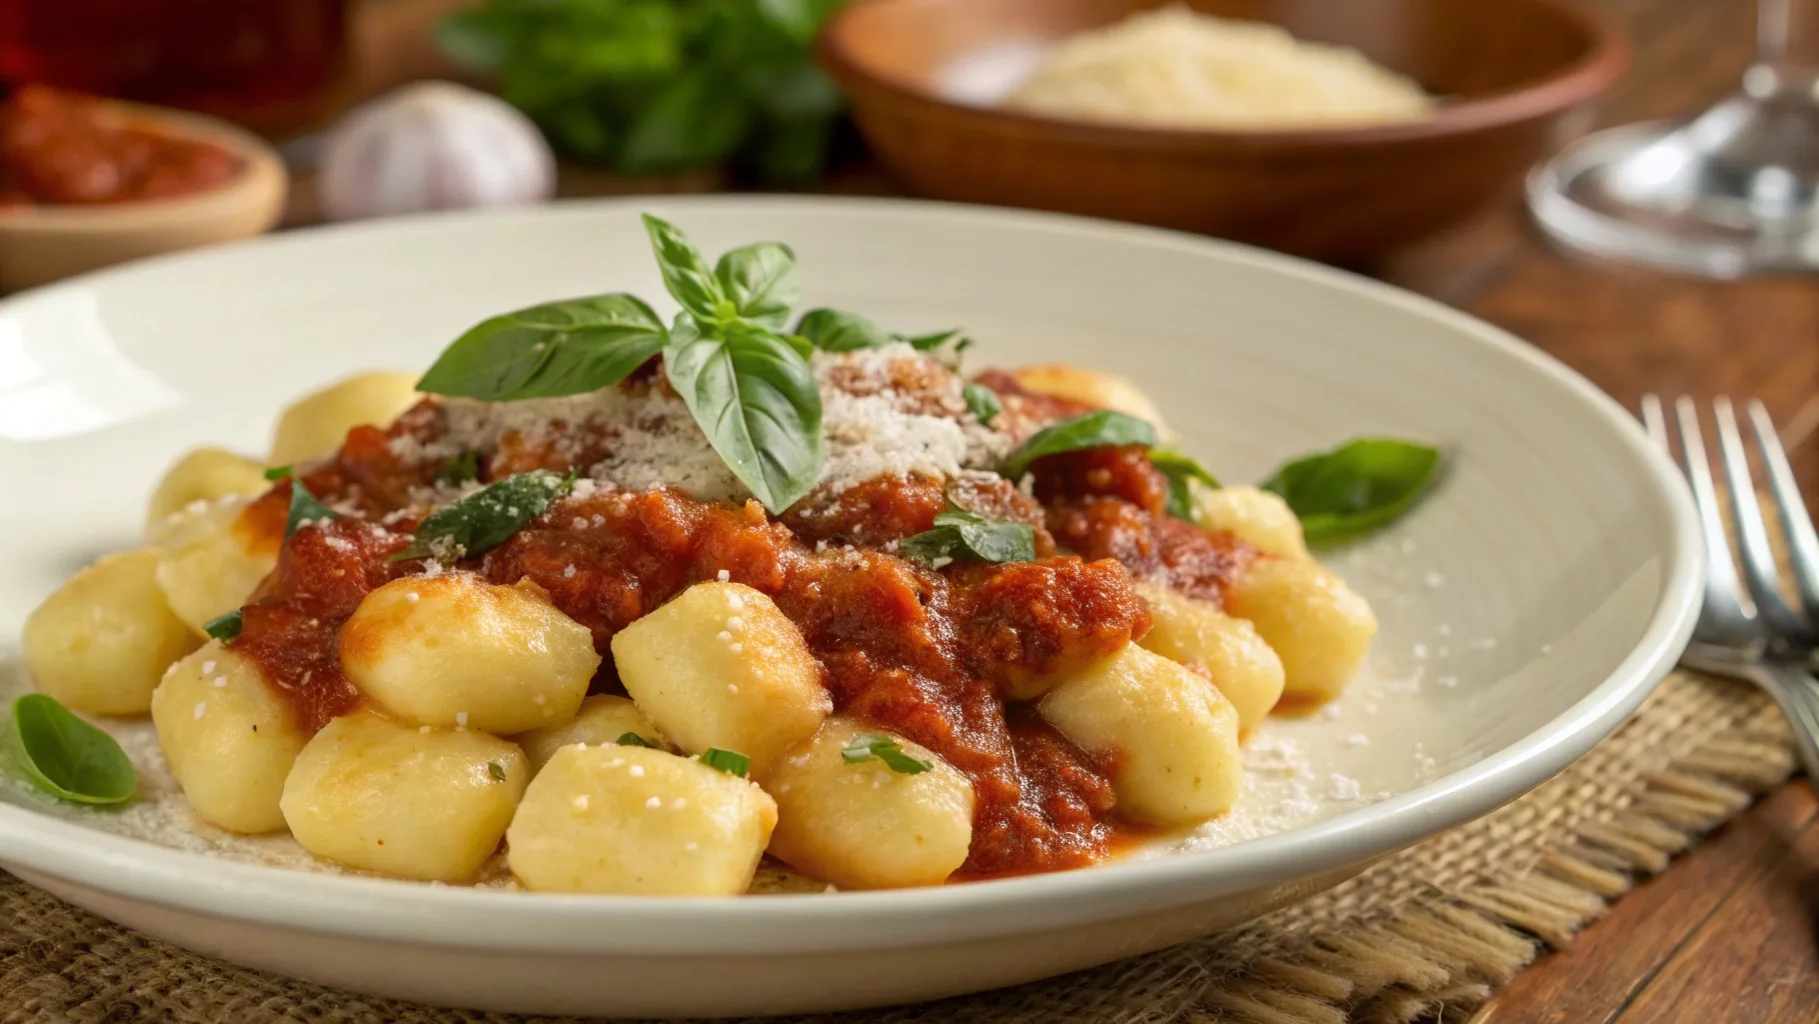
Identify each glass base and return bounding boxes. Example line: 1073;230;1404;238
1527;71;1819;278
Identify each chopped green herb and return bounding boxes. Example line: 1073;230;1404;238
202;610;243;642
6;695;137;805
840;733;933;775
285;479;338;538
434;451;481;487
487;761;507;782
263;465;293;481
1261;438;1441;546
1148;449;1220;521
699;747;750;777
963;382;1001;426
615;732;656;749
391;469;574;562
899;509;1035;567
1000;410;1158;480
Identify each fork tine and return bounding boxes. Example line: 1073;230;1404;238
1672;396;1754;638
1642;393;1669;448
1713;396;1807;643
1747;398;1819;635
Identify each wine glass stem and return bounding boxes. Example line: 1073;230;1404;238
1758;0;1819;73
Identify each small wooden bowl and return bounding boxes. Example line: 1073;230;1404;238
821;0;1627;263
0;101;287;292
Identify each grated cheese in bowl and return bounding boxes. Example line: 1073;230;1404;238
1007;5;1435;131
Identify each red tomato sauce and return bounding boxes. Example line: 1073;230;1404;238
229;384;1258;878
0;85;241;207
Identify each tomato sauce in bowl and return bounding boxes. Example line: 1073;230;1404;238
0;86;243;208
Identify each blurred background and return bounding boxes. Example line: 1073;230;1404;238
0;0;1811;276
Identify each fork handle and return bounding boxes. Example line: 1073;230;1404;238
1743;662;1819;783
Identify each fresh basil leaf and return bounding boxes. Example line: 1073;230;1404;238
963;382;1001;426
793;308;891;352
487;761;507;782
662;313;823;514
615;731;656;749
699;747;750;777
202;610;243;641
286;480;338;538
6;695;137;805
1261;438;1441;546
642;214;729;321
839;733;934;775
435;451;481;487
1000;410;1158;480
715;242;799;328
1149;449;1221;521
263;465;292;481
393;469;574;562
416;294;668;401
899;509;1035;567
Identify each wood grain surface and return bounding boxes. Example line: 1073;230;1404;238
304;0;1819;1020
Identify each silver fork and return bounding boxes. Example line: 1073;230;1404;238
1643;394;1819;780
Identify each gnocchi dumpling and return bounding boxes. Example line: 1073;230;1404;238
339;574;599;734
1226;557;1377;703
150;640;308;833
154;497;280;635
1135;582;1284;730
611;582;830;776
507;744;777;895
765;718;974;890
515;694;673;772
145;448;271;540
24;549;200;714
1195;485;1308;560
1038;644;1242;827
280;711;529;882
1011;364;1170;434
269;370;421;466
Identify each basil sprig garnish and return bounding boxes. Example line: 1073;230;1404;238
840;733;933;775
899;509;1035;567
1262;438;1441;546
963;382;1001;426
392;469;574;562
417;294;668;402
663;313;823;514
1000;410;1158;480
699;747;750;777
203;610;243;641
486;761;507;782
1149;449;1220;521
6;695;137;805
641;214;735;322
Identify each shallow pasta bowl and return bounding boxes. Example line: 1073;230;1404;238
0;196;1698;1017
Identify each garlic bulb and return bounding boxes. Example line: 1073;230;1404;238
319;81;556;222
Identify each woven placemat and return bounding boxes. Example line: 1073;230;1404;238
0;668;1794;1024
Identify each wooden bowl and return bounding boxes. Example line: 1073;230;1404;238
820;0;1627;263
0;101;287;292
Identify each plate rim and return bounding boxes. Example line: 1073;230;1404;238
0;194;1702;956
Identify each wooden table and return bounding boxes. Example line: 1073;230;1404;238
311;1;1819;1020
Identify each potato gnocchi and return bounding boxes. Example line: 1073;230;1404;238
20;219;1428;893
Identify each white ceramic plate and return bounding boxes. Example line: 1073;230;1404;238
0;197;1698;1018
